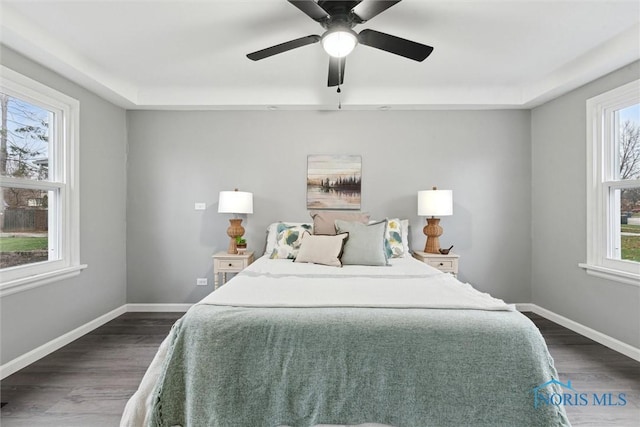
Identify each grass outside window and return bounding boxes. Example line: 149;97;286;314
0;236;49;269
621;223;640;262
0;236;48;252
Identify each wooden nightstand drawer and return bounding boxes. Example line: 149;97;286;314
212;252;254;289
412;251;459;277
426;260;454;270
215;258;246;271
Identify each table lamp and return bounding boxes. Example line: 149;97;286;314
418;187;453;254
218;189;253;254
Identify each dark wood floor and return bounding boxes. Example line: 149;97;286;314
0;312;183;427
526;313;640;426
1;312;638;426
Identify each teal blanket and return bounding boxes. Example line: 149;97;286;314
150;305;570;427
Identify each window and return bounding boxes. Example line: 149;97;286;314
582;79;640;286
0;66;85;296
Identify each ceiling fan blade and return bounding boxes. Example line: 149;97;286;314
328;56;346;87
352;0;401;22
358;29;433;61
247;35;321;61
288;0;330;22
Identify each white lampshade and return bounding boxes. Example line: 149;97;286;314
218;190;253;214
418;189;453;217
322;28;358;58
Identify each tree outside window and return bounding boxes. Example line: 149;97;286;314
0;93;51;269
618;105;640;263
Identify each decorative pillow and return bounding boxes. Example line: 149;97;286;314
401;219;410;257
294;231;349;267
269;223;313;259
310;211;370;235
335;219;389;266
384;218;405;258
265;222;312;255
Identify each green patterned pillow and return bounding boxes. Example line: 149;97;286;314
385;218;405;258
270;223;313;259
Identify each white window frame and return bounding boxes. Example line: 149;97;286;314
0;66;86;297
581;79;640;286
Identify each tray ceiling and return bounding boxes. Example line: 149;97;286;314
1;0;639;110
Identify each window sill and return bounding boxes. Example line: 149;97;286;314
0;264;88;297
579;263;640;287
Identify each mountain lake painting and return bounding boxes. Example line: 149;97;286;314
307;154;362;210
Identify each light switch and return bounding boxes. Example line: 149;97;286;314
194;202;206;211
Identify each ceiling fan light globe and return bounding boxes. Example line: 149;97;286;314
322;29;358;58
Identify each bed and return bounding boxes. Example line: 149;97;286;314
121;219;570;427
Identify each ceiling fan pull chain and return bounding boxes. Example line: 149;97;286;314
337;57;343;109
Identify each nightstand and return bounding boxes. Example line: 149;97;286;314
412;251;459;277
212;251;254;289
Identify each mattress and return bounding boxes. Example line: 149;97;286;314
121;256;570;427
204;256;512;310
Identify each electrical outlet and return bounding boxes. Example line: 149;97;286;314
194;202;206;211
196;278;208;286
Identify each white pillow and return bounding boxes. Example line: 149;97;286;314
294;231;348;267
264;222;313;255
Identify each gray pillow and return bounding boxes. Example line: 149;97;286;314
335;219;389;266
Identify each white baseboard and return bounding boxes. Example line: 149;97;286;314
515;303;536;312
126;303;192;312
0;304;127;379
0;303;191;380
3;302;637;380
517;303;640;362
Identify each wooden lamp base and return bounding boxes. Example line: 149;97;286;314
226;218;245;254
423;217;443;254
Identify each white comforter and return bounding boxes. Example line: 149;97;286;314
201;255;512;311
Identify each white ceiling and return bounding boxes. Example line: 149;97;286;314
1;0;639;110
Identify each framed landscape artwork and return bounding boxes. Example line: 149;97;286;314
307;154;362;210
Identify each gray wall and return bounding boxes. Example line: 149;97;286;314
5;44;636;367
0;46;128;364
531;61;640;348
126;109;532;304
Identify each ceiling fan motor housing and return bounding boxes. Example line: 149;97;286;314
321;26;358;58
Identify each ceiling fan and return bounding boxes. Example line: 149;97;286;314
247;0;434;87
